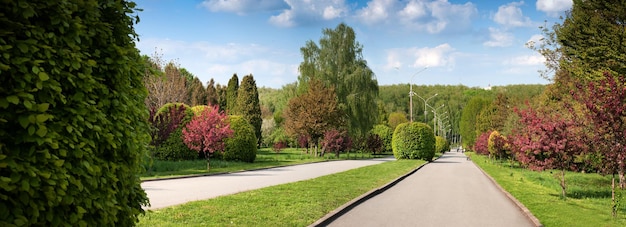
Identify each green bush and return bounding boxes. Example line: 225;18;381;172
224;116;257;162
435;136;450;153
151;129;198;161
0;1;149;226
371;124;393;153
392;122;435;161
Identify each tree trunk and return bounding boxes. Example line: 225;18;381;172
204;151;211;171
560;169;567;198
612;176;617;217
618;167;626;190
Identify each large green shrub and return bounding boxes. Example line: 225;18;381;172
435;136;450;153
149;103;197;161
392;122;435;161
0;1;149;226
151;129;198;161
371;124;393;153
224;116;257;162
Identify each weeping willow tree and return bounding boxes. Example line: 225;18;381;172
297;23;379;138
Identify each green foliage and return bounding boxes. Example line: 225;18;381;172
226;74;239;112
234;74;262;145
224;116;257;163
0;1;148;226
487;130;508;160
371;124;393;153
557;0;626;79
435;136;449;153
388;112;408;130
151;129;198;161
298;23;379;137
392;122;436;161
460;96;490;149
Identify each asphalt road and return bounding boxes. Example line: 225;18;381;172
142;157;395;210
325;152;535;227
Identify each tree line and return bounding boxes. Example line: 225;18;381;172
463;0;626;215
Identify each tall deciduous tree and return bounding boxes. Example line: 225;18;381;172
226;74;239;112
460;96;490;149
234;74;262;145
182;106;233;171
557;0;626;79
298;23;379;137
143;55;188;111
284;79;344;155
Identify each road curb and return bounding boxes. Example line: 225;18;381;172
308;157;435;227
141;159;336;182
471;159;544;227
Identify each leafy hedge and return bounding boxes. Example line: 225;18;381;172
223;116;257;162
0;1;148;226
371;124;393;153
392;122;435;161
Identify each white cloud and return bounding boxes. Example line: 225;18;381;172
403;0;477;34
536;0;573;17
136;38;298;88
269;0;349;27
494;1;533;27
483;27;514;47
398;0;427;20
504;54;546;66
201;0;289;14
355;0;397;25
385;43;456;70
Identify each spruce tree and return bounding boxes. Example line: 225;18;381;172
234;75;262;145
226;74;239;112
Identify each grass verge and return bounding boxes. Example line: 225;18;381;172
141;148;390;180
138;159;424;226
470;153;626;227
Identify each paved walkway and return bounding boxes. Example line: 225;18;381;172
142;157;394;209
325;152;535;227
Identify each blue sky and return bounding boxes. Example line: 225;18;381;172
133;0;572;89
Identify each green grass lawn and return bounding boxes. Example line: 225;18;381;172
138;159;424;226
470;153;626;227
141;148;391;180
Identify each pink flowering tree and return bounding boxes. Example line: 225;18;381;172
182;105;233;171
510;105;585;198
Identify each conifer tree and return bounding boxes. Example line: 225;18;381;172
226;74;239;112
234;74;262;145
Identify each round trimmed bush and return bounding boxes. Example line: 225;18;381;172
392;122;435;161
224;115;257;162
435;136;450;153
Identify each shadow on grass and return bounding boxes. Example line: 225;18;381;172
567;189;612;199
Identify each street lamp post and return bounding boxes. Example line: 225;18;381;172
408;67;428;122
416;94;437;123
431;105;445;135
